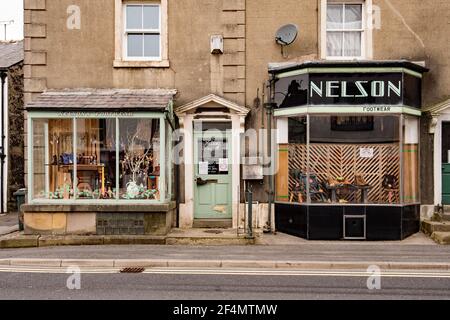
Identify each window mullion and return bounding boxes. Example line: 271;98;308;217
341;4;345;56
73;118;77;200
115;118;119;201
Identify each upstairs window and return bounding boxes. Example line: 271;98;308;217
326;3;364;58
124;4;161;60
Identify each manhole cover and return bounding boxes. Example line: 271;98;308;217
120;267;145;273
203;230;223;234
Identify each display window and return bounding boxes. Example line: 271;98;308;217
30;114;170;203
277;114;419;206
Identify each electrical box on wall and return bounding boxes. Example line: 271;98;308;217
210;35;223;54
242;157;264;180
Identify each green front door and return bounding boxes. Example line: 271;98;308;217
442;164;450;204
194;131;232;219
442;123;450;204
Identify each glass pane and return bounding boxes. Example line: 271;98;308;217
127;34;143;57
126;5;142;29
308;115;400;205
403;116;420;204
327;4;343;29
33;119;75;200
144;34;160;58
76;119;116;200
143;5;160;29
327;32;343;57
165;122;172;200
344;32;361;57
278;116;307;204
119;119;160;200
197;135;228;175
344;4;362;29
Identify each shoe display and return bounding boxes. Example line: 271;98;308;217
327;176;339;187
355;174;369;187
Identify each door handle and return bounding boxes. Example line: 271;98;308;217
196;177;208;185
196;177;218;185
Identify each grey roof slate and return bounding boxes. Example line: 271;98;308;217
26;89;177;111
0;41;23;69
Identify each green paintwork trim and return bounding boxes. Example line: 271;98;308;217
28;113;168;204
403;68;423;79
27;118;33;201
29;199;163;205
274;106;308;116
27;111;164;119
274;105;421;117
276;196;289;199
276;69;309;78
278;149;289;152
159;118;166;201
276;67;422;79
402;149;418;153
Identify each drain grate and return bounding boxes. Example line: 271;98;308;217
120;267;145;273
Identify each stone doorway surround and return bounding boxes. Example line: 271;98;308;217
175;94;250;228
424;98;450;218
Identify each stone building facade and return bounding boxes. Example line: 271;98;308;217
0;41;24;212
23;0;450;239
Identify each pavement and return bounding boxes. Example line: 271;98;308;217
0;233;449;272
0;212;19;236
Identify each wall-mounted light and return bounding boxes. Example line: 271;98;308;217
210;35;223;54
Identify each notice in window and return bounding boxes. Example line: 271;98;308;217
359;148;374;158
199;161;208;175
219;158;228;172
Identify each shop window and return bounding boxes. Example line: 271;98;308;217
30;116;166;203
331;116;374;131
326;1;365;58
76;119;116;200
33;119;75;200
119;119;160;200
403;116;419;204
288;117;307;144
282;115;406;205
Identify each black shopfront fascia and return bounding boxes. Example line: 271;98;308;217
269;61;428;240
273;71;423;110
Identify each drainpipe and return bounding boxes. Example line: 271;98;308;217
174;114;180;228
165;103;179;227
0;71;6;215
263;75;277;233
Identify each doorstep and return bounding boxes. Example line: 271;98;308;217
166;228;258;245
0;228;258;248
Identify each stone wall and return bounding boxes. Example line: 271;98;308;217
7;62;25;211
24;0;450;207
22;203;176;235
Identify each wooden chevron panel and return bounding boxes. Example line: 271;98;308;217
287;143;400;204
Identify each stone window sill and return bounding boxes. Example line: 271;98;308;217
113;60;170;68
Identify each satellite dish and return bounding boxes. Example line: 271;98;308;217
275;24;298;46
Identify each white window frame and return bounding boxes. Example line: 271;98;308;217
114;0;169;68
320;0;373;60
123;3;161;61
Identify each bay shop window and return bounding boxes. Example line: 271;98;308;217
279;114;419;205
30;114;172;203
271;61;427;240
271;61;427;209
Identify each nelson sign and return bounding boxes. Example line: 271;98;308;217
271;62;427;111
